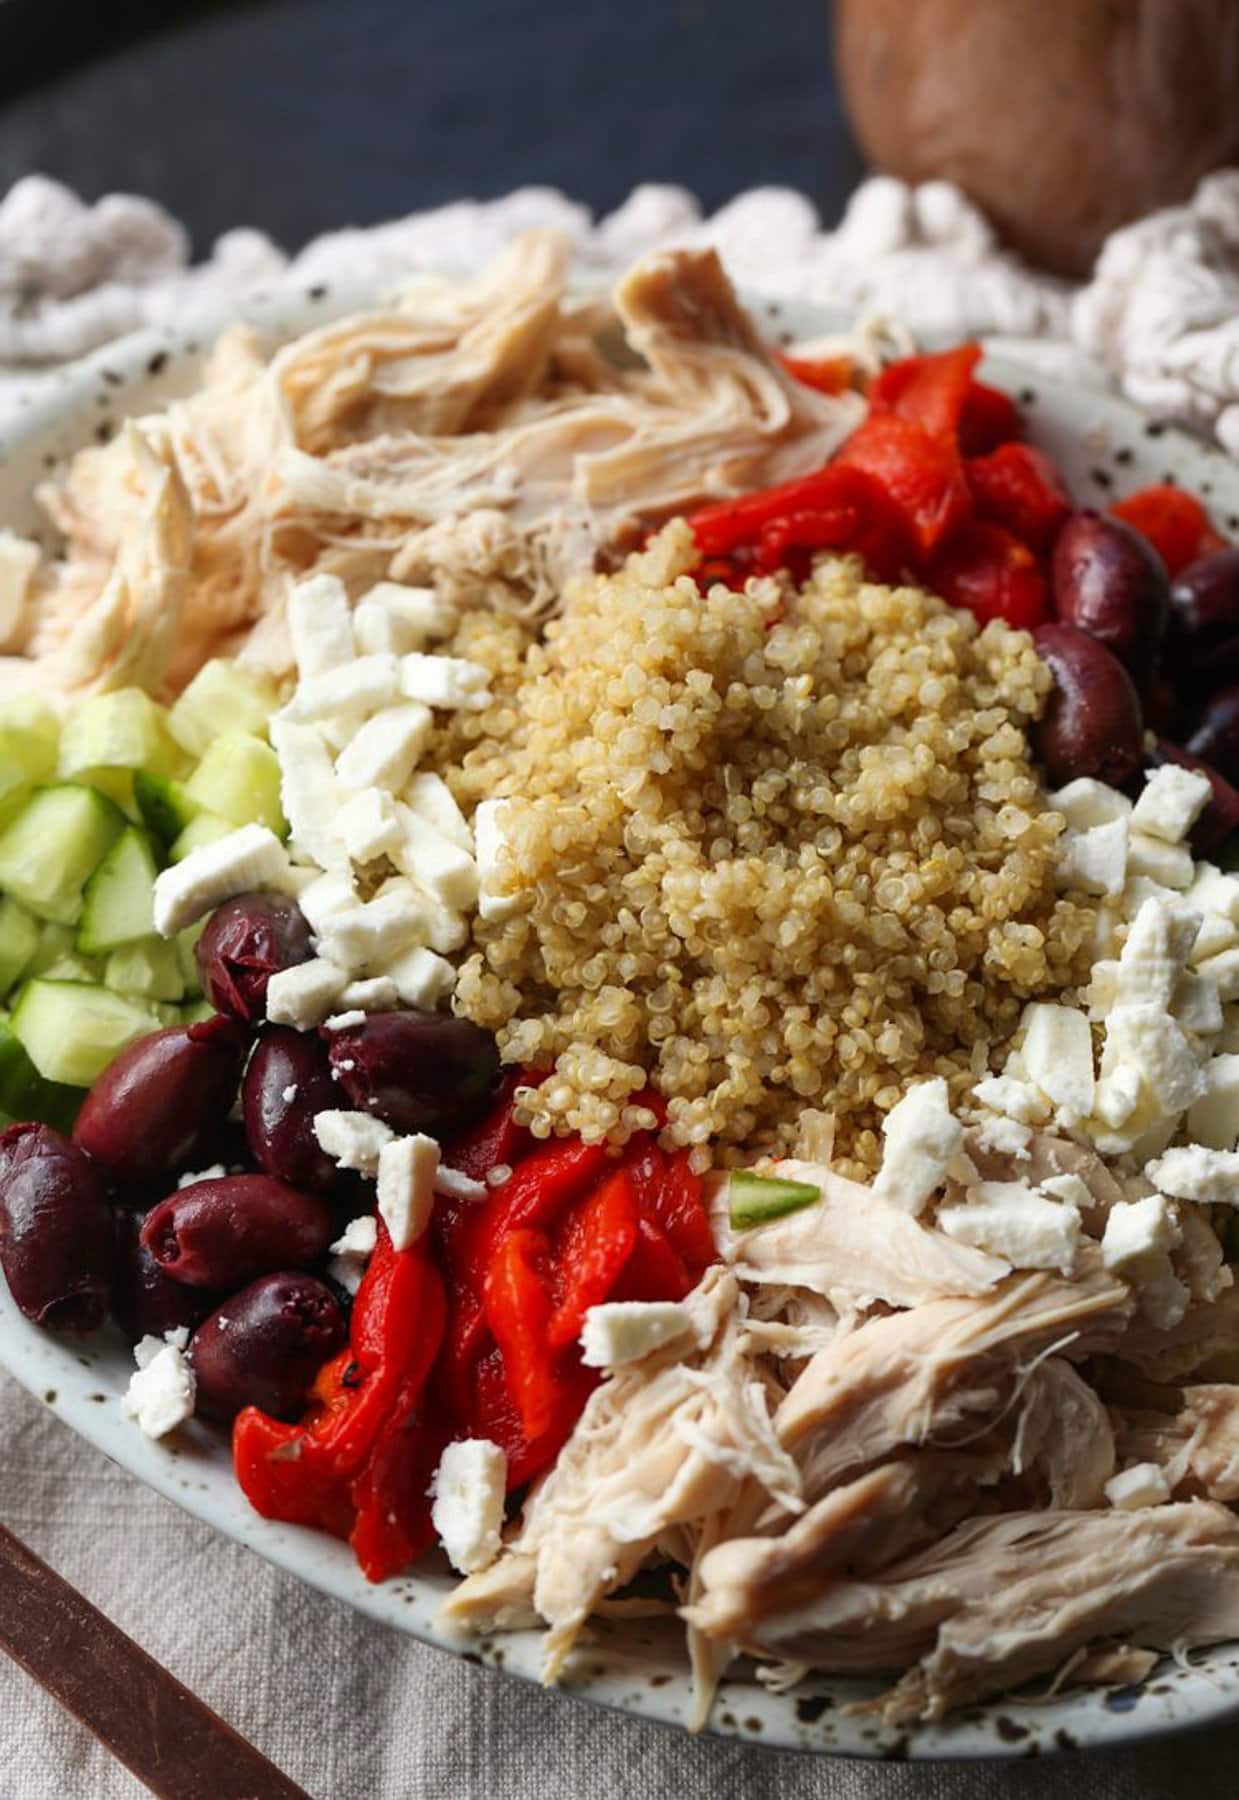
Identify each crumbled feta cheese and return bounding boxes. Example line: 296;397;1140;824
324;1009;367;1031
1186;1053;1239;1150
1197;946;1239;1003
334;702;434;795
1147;1145;1239;1204
1020;1003;1096;1119
1039;1172;1092;1210
1131;764;1212;843
314;1109;395;1175
265;957;348;1029
434;1166;488;1203
430;1438;507;1575
973;1114;1033;1157
152;825;290;937
871;1078;963;1215
1189;863;1239;926
1173;970;1224;1037
176;1164;226;1189
1221;1008;1239;1053
384;944;456;1010
363;582;458;648
281;1084;298;1105
1189;910;1239;965
315;883;428;968
1115;897;1201;1011
295;869;357;939
122;1341;195;1439
937;1181;1080;1273
327;1214;378;1296
404;771;472;852
1049;777;1132;832
337;787;401;864
1141;1265;1191;1330
337;976;399;1013
398;652;491;711
473;797;521;923
1094;1065;1143;1130
376;1133;439;1250
402;879;469;955
1085;960;1120;1020
269;718;348;870
286;572;355;678
391;805;479;911
1105;1462;1171;1510
1101;1194;1182;1276
1058;818;1128;896
1102;1005;1207;1115
971;1075;1050;1125
579;1300;696;1368
284;653;400;723
1126;831;1194;891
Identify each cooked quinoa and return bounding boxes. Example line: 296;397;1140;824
439;522;1095;1173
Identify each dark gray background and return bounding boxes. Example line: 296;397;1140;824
0;0;865;255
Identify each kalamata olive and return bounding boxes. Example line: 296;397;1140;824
325;1010;500;1136
1167;549;1239;687
1051;510;1170;686
1187;683;1239;786
1032;623;1145;789
189;1272;346;1423
1148;740;1239;858
140;1175;335;1289
195;892;315;1024
0;1123;113;1331
111;1210;214;1342
242;1027;339;1191
72;1016;248;1192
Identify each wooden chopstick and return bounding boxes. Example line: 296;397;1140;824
0;1522;311;1800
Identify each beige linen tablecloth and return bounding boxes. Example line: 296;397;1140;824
6;175;1239;1798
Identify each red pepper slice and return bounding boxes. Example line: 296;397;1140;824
870;345;982;442
924;520;1049;630
484;1228;558;1441
546;1167;640;1349
232;1404;357;1541
440;1068;532;1181
835;411;972;560
625;1140;715;1277
959;379;1021;457
611;1212;692;1302
1110;483;1228;577
687;465;883;558
469;1342;597;1490
967;442;1071;552
776;351;857;396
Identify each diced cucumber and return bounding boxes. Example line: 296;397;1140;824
169;660;278;758
0;896;38;995
180;997;216;1025
11;979;158;1086
104;937;186;1002
33;952;104;985
72;766;140;820
0;719;57;808
727;1169;821;1231
0;784;127;925
150;1001;183;1028
76;827;159;955
58;688;186;783
170;811;233;863
185;732;287;835
177;920;205;997
133;770;203;846
0;1018;80;1131
0;696;60;750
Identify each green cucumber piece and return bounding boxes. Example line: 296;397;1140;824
0;784;127;925
26;924;104;985
76;827;159;955
0;1018;80;1131
169;660;278;758
58;687;186;783
104;938;186;1002
177;920;205;997
11;979;157;1086
728;1169;821;1231
0;896;38;996
185;732;286;835
169;811;233;863
179;997;216;1025
0;696;59;750
133;770;203;846
0;720;57;808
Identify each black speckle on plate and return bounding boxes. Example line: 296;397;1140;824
88;1392;106;1404
1115;447;1134;466
649;1673;671;1688
1055;1729;1079;1752
95;422;114;445
307;284;329;302
718;1710;737;1728
1090;467;1114;490
882;1735;909;1761
743;1716;763;1732
462;1651;482;1667
776;329;794;347
1145;420;1166;438
1161;469;1178;485
795;1694;832;1724
1104;1684;1145;1712
42;1388;56;1404
1019;387;1038;407
147;351;169;377
102;368;123;387
995;1715;1029;1743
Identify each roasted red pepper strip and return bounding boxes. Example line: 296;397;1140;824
776;351;857;396
1110;483;1228;576
687;465;883;558
484;1227;558;1441
612;1212;692;1303
546;1167;640;1349
925;520;1049;630
967;442;1070;552
958;379;1021;456
440;1068;531;1181
469;1342;597;1489
870;345;982;442
835;411;972;560
232;1402;357;1541
625;1140;714;1277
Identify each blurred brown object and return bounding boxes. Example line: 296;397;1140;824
833;0;1239;276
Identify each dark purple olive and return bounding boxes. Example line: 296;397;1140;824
1148;740;1239;858
189;1272;346;1422
1051;510;1170;687
1033;623;1145;789
242;1027;340;1192
195;892;315;1024
139;1175;335;1289
0;1123;113;1331
1187;683;1239;787
1167;548;1239;686
111;1210;214;1341
72;1016;249;1191
324;1010;500;1136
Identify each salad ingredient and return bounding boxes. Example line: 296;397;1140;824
1031;624;1144;788
0;784;126;926
965;442;1069;552
325;1011;500;1138
1051;511;1170;688
1168;549;1239;687
122;1332;196;1439
923;520;1047;630
871;1077;964;1215
191;1272;347;1423
264;956;349;1030
429;1438;507;1576
241;1027;339;1191
75;827;159;955
72;1015;248;1187
151;823;290;938
140;1174;336;1289
727;1170;821;1231
313;1110;394;1176
184;733;286;835
11;981;160;1088
195;892;314;1023
376;1134;439;1252
167;659;279;759
578;1299;695;1368
111;1212;213;1341
1188;686;1239;785
0;1122;113;1330
1110;485;1226;579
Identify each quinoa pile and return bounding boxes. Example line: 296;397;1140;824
440;523;1094;1173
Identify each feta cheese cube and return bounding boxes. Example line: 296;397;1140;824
360;581;457;651
1101;1194;1182;1276
324;1009;366;1030
1085;960;1120;1020
871;1078;964;1215
473;797;521;922
1102;1005;1206;1115
337;975;399;1013
1147;1145;1239;1204
1188;863;1239;927
284;654;400;723
1058;818;1128;896
1049;777;1132;832
313;1109;394;1175
334;703;433;794
1221;1007;1239;1053
1094;1065;1143;1129
1173;970;1224;1038
122;1341;195;1439
971;1075;1051;1125
434;1166;488;1203
1197;946;1239;1003
152;824;290;937
391;806;478;911
337;787;401;864
579;1300;696;1368
265;956;348;1029
296;869;358;940
1189;910;1238;965
270;718;348;870
1115;897;1201;1011
430;1438;506;1575
327;1214;378;1296
1020;1003;1096;1119
937;1181;1080;1273
351;597;403;658
376;1133;439;1250
384;944;456;1010
972;1114;1032;1158
1127;831;1194;891
1039;1172;1093;1210
398;652;491;712
316;883;428;969
404;771;472;852
1186;1053;1239;1150
286;572;354;678
1131;763;1212;843
1105;1462;1171;1510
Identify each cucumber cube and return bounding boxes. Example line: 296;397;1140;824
185;732;287;835
0;895;38;995
0;1018;81;1131
104;937;186;1002
133;770;203;846
11;979;158;1086
58;687;186;782
169;811;234;863
169;660;278;758
0;720;57;808
76;827;159;955
0;784;127;925
177;920;206;997
180;997;216;1025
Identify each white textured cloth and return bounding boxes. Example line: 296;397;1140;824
6;173;1239;1797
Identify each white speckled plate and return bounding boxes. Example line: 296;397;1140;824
3;280;1239;1759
